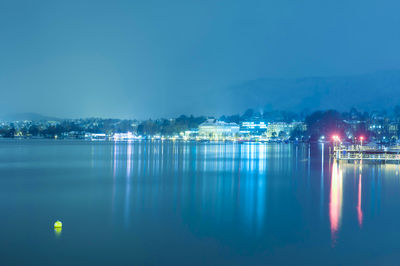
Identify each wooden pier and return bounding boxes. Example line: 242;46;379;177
331;145;400;163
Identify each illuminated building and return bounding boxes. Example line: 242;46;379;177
85;133;108;140
184;129;199;139
198;119;239;139
112;132;139;141
240;121;268;135
266;122;305;139
388;122;399;137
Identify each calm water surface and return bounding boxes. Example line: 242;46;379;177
1;140;400;265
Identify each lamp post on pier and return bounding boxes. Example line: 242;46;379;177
332;135;340;159
332;135;340;147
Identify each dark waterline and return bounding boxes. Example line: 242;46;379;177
0;140;400;265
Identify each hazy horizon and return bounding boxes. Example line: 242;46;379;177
2;0;400;119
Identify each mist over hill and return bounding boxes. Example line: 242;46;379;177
0;113;61;122
219;70;400;114
2;71;400;120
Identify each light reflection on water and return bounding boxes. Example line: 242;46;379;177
3;140;400;264
357;162;363;228
110;142;280;234
326;155;400;247
329;160;343;245
107;141;400;245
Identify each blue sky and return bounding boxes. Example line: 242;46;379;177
1;0;400;118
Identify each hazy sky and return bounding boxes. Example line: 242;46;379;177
1;0;400;118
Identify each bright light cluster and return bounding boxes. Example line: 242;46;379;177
112;132;142;141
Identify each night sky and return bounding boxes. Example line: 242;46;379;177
1;0;400;118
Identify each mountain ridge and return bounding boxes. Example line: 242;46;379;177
0;113;62;122
221;70;400;113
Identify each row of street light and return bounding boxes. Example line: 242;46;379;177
332;135;364;146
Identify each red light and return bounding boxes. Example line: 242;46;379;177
360;136;364;140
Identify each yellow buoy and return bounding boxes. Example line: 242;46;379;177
54;220;63;228
54;227;62;237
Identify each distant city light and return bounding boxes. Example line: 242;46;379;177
112;132;139;141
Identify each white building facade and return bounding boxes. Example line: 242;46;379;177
198;119;240;139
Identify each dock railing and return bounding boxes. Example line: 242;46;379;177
332;145;400;162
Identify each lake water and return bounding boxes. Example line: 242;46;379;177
1;140;400;265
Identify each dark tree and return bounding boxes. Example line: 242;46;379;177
3;127;16;138
29;125;40;136
305;110;347;141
